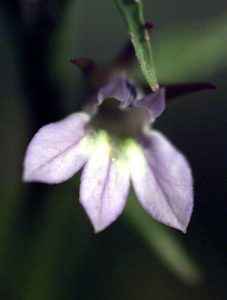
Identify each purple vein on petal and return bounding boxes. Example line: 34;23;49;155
97;158;112;219
142;131;193;232
23;112;92;184
26;135;86;177
79;131;130;232
144;151;184;228
126;134;193;233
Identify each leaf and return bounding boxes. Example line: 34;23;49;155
125;191;201;284
114;0;159;91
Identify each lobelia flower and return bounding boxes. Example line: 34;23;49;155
23;71;207;233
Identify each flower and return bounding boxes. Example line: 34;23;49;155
23;73;193;233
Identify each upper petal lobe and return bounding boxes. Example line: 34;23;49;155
98;75;134;107
135;88;166;122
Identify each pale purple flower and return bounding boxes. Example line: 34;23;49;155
23;73;193;233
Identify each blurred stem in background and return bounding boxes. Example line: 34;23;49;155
125;191;201;284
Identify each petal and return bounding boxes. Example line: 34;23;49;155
97;75;135;107
80;131;130;233
23;112;93;184
126;133;193;233
135;88;165;122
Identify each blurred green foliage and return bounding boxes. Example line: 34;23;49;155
126;192;200;284
154;15;227;82
0;0;226;299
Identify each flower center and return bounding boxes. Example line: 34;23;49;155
90;98;149;140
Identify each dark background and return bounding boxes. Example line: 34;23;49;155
0;0;226;299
